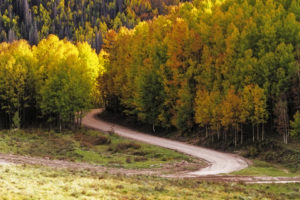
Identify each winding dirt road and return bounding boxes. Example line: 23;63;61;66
82;109;300;183
1;109;299;183
83;109;249;176
83;109;300;183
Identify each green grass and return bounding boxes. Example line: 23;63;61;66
231;160;300;177
0;164;299;200
237;137;300;175
282;138;300;153
0;129;200;169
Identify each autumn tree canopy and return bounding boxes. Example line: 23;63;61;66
0;35;103;130
99;0;300;144
0;0;299;145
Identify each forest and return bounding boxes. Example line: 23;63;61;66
0;0;300;145
99;0;300;145
0;0;185;128
0;0;187;52
0;35;102;131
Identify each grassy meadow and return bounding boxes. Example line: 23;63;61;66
0;129;300;199
0;164;299;200
231;160;300;177
0;129;200;169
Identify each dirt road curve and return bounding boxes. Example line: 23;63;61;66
1;153;300;183
82;110;300;183
83;109;249;176
1;109;299;183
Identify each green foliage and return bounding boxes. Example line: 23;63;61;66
291;111;300;137
0;36;103;129
0;40;35;128
100;0;299;144
36;36;99;128
0;0;299;145
232;160;300;177
0;0;184;51
0;129;194;169
135;67;165;130
241;139;300;173
12;112;20;129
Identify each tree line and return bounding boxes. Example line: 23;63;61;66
0;0;187;52
99;0;300;144
0;0;299;144
0;35;103;131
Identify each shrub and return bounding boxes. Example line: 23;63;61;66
154;185;165;192
116;185;124;189
81;141;93;148
114;142;141;152
108;127;115;135
107;146;113;152
161;157;167;161
246;146;259;157
134;156;148;162
12;112;20;129
126;157;132;163
263;151;277;161
94;135;111;145
133;151;148;156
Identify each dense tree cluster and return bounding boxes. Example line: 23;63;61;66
0;0;187;52
0;35;102;130
99;0;300;144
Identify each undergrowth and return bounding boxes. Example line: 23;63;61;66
0;129;198;169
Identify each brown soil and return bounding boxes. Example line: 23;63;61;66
0;153;201;176
1;153;299;183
